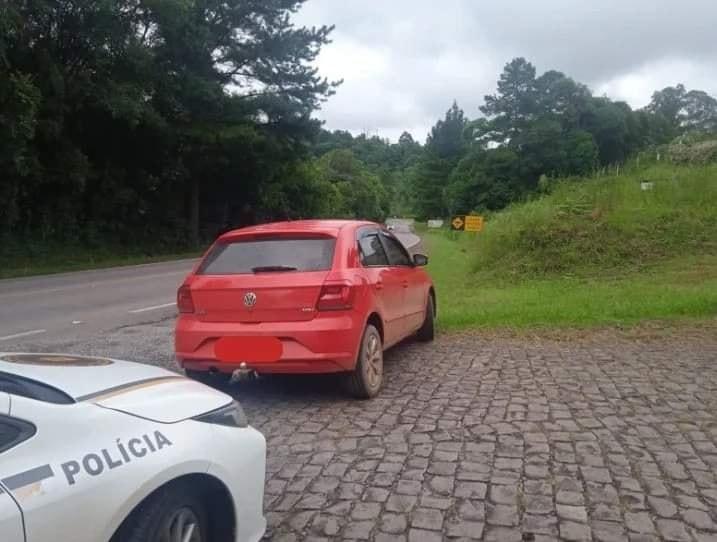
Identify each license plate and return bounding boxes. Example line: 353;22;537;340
214;336;283;363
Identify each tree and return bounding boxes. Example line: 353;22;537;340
144;0;337;243
446;147;520;213
426;101;467;159
412;59;717;220
581;98;631;164
534;70;591;130
395;131;422;167
480;57;538;144
0;0;338;250
259;159;342;220
315;149;389;221
562;130;599;175
683;90;717;132
398;131;416;146
411;153;452;219
314;129;355;156
647;85;687;130
412;102;468;218
647;85;717;134
0;72;41;232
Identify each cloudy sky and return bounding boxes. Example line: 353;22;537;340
294;0;717;142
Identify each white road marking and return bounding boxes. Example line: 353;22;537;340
128;302;176;314
0;329;47;342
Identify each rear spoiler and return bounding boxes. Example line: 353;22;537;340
217;230;338;242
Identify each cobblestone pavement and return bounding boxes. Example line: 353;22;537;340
229;329;717;542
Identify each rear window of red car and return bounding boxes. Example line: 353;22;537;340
197;236;336;275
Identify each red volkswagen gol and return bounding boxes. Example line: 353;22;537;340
175;220;435;398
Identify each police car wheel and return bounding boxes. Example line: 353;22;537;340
116;483;208;542
163;507;202;542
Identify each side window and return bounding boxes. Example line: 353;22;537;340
381;234;412;266
358;234;389;266
0;416;35;454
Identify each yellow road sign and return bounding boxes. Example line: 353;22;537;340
464;215;484;232
451;216;465;230
451;215;483;232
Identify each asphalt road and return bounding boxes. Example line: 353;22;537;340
0;228;422;349
0;259;195;345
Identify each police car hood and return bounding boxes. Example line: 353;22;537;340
0;353;231;423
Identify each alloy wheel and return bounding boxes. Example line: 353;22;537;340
364;333;383;389
161;507;202;542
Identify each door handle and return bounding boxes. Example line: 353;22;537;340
375;281;384;290
402;281;409;288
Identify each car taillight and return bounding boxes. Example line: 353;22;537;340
177;285;195;313
317;282;355;311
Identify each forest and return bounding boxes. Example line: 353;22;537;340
2;1;717;255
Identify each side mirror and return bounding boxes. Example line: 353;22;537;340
413;253;428;266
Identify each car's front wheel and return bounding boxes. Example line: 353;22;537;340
115;483;208;542
343;324;383;399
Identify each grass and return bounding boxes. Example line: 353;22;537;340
427;163;717;330
473;163;717;277
1;248;201;279
428;231;717;330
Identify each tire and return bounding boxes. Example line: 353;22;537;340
114;483;208;542
416;294;435;342
343;324;383;399
185;369;230;388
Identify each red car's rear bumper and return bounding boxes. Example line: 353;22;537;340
175;313;361;374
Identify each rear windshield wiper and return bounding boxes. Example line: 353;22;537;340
251;265;298;273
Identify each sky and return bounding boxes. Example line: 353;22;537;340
294;0;717;142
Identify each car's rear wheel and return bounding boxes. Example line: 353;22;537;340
115;483;208;542
416;294;435;342
185;369;231;388
343;324;383;399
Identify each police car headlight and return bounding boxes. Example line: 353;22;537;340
193;400;248;428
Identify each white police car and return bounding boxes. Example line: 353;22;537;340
0;353;266;542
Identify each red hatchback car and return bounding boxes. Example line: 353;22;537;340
175;220;435;397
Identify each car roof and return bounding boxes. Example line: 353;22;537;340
218;219;378;240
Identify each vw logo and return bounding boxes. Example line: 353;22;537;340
243;292;257;308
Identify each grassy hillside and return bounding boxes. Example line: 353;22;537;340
427;163;717;329
473;163;717;277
